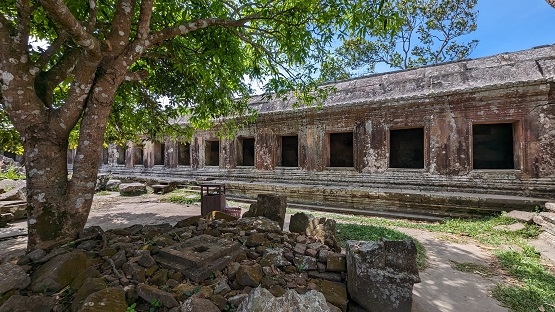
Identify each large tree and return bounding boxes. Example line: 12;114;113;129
321;0;478;80
0;0;396;251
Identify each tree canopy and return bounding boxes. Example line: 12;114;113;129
0;0;398;250
320;0;478;80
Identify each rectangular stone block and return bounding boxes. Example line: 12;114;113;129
154;234;242;282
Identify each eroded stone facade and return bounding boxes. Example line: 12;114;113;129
98;45;555;219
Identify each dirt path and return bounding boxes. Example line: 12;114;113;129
0;192;511;311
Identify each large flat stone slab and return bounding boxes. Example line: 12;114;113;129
154;234;242;282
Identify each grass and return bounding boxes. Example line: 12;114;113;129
336;223;427;270
493;246;555;312
0;166;25;180
95;190;112;196
288;208;554;311
160;188;200;205
450;260;495;277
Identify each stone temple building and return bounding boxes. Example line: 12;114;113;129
93;44;555;220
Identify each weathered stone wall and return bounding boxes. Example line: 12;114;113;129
100;45;555;218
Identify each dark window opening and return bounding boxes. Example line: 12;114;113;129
473;123;514;169
154;143;165;165
2;152;17;161
178;143;191;166
116;146;126;165
133;148;143;166
205;140;220;166
329;132;354;167
389;128;424;169
239;138;255;166
67;149;76;165
281;135;298;167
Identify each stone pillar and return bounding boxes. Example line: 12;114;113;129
255;128;277;170
429;109;470;175
191;136;202;169
221;138;236;169
125;142;134;168
165;140;178;168
363;119;388;173
143;141;155;168
298;125;324;171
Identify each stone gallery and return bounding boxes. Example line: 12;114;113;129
93;44;555;219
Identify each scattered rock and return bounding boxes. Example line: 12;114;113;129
181;296;220;312
95;174;111;192
545;202;555;212
30;251;91;294
242;194;287;230
287;212;340;252
0;263;31;295
137;283;179;309
506;210;536;224
0;180;26;201
105;179;122;192
119;183;147;196
494;223;526;232
237;286;331;312
79;287;127;312
0;295;56;312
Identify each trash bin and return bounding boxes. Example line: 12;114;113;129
200;183;226;216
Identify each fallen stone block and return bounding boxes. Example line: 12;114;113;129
119;183;147;196
243;194;287;230
346;239;420;312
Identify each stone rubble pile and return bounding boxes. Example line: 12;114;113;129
0;179;26;227
0;156;24;175
0;213;420;312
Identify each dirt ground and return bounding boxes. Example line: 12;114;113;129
0;192;520;312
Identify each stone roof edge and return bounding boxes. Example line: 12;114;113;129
248;44;555;115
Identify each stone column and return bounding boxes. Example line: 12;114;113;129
298;125;324;171
191;136;202;170
221;137;236;169
165;140;178;168
255;128;277;170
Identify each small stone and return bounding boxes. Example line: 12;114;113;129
305;248;318;257
227;293;249;307
235;264;263;287
137;250;156;268
326;253;346;272
181;296;220;312
294;243;307;255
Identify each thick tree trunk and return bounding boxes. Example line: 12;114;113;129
25;75;118;251
24;128;76;251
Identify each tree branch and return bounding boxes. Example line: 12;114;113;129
104;0;135;56
35;31;69;70
148;17;255;47
137;0;153;39
35;48;82;107
38;0;101;54
15;0;31;51
53;50;103;133
86;0;98;31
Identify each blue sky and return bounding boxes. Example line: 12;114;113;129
465;0;555;58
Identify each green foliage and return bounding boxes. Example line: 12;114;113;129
321;0;478;80
335;223;426;269
0;167;25;180
0;109;22;155
126;303;137;312
493;246;555;312
1;0;401;148
149;299;161;312
160;189;200;205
